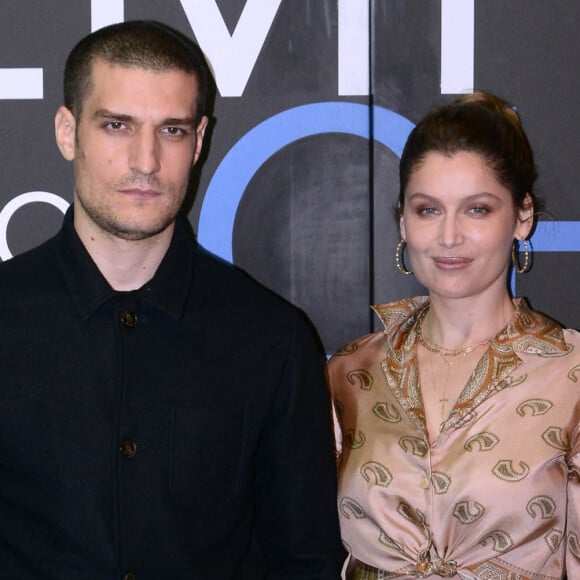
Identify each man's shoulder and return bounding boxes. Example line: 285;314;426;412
193;244;307;323
0;235;58;286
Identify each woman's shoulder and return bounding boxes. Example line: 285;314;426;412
562;327;580;350
328;296;427;375
371;296;429;332
328;331;386;366
511;298;580;357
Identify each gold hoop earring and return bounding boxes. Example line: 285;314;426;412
395;239;413;275
512;239;531;274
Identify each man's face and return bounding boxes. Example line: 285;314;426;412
55;58;207;241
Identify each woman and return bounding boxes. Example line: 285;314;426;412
329;92;580;579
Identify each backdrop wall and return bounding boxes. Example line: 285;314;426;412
1;0;579;353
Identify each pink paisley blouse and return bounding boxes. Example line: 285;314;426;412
329;297;580;579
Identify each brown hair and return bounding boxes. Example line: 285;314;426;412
64;20;210;123
399;92;539;217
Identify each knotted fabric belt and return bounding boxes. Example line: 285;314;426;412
349;558;458;579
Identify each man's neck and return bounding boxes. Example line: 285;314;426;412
74;218;174;291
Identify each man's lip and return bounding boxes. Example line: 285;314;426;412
119;188;162;197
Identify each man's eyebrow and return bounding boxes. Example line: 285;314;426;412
93;109;134;122
162;117;196;127
93;109;196;128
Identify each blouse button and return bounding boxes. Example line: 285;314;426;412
420;476;430;489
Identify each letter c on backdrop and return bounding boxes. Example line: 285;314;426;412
0;192;70;260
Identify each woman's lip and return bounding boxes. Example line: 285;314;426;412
433;256;473;268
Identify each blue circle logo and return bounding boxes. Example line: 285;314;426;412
198;102;415;261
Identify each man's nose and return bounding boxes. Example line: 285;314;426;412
128;129;161;175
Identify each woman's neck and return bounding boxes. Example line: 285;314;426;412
425;292;515;351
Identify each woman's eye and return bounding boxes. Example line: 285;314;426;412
469;206;489;215
418;207;439;215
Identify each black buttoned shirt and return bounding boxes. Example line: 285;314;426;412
0;209;344;579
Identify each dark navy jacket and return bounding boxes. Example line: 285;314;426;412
0;209;344;579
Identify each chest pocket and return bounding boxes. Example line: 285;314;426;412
170;406;247;509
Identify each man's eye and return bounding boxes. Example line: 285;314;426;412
105;121;125;131
163;126;187;136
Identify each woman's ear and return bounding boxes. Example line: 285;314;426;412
54;106;76;161
515;193;534;240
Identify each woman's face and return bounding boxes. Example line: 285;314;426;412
400;151;532;302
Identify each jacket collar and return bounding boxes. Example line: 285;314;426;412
56;207;196;321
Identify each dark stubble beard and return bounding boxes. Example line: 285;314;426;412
75;185;180;242
73;129;184;241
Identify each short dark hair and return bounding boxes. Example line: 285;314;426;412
399;91;540;217
64;20;210;122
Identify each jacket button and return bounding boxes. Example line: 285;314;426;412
121;310;137;327
120;439;137;458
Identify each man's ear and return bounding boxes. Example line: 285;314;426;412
192;115;208;166
55;106;76;161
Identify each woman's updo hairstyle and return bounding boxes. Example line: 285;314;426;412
398;91;540;218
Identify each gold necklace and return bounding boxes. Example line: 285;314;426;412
418;309;493;421
417;309;492;366
429;358;452;419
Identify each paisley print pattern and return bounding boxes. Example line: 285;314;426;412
542;426;569;451
347;369;374;390
479;530;514;553
372;401;401;423
526;495;556;519
378;531;406;554
453;500;485;524
329;297;580;579
515;398;553;417
344;429;366;449
397;502;427;528
335;341;359;356
569;531;580;557
469;561;526;579
464;431;499;452
431;471;452;494
398;436;428;457
340;497;366;520
568;363;580;383
544;529;564;553
492;460;530;483
361;461;393;488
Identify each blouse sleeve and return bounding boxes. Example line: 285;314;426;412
566;423;580;576
332;400;343;458
327;357;344;462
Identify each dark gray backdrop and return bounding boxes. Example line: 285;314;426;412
1;1;579;353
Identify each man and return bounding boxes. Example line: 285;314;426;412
0;21;344;578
